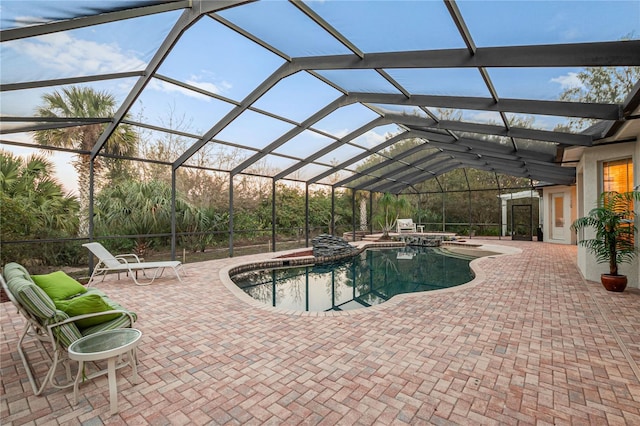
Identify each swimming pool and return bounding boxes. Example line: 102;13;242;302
231;246;477;312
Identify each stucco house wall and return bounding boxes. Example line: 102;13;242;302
539;185;576;245
575;141;639;288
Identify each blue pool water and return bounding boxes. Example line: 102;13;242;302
231;247;476;312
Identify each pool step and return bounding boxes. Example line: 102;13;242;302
433;247;481;261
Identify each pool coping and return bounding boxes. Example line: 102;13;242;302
219;240;522;317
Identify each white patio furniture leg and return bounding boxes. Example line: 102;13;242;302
72;359;84;406
108;357;118;415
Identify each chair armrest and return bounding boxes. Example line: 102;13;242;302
46;310;136;347
115;254;141;264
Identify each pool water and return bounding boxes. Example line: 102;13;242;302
231;247;475;312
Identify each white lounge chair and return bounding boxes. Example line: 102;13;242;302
83;242;185;286
396;218;417;233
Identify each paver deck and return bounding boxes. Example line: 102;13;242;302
2;240;640;425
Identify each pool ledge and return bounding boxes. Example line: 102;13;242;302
218;240;522;316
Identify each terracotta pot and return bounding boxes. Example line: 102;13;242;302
600;274;627;292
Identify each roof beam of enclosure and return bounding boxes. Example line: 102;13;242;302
342;146;443;190
230;95;354;176
444;0;520;152
350;92;621;120
274;116;390;180
319;120;556;190
316;133;416;187
459;162;574;185
289;0;364;59
453;155;575;181
361;149;464;187
1;71;145;92
208;13;291;61
291;41;640;70
383;160;548;193
309;131;412;185
0;0;195;42
368;162;461;194
154;73;340;144
90;0;247;160
384;111;592;146
173;72;296;169
1;119;111;135
364;139;575;190
352;153;453;192
410;129;554;162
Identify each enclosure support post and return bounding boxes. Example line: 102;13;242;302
495;172;502;240
305;183;310;247
271;179;276;252
369;192;373;234
417;192;421;232
229;174;234;258
331;187;335;235
88;160;95;273
442;192;446;232
170;168;177;260
464;169;472;238
352;190;356;241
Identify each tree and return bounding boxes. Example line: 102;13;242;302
94;179;199;256
0;150;80;264
33;86;138;235
373;192;412;238
559;65;640;131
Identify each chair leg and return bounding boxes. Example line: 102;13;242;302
17;323;64;396
130;268;157;286
86;267;106;287
174;265;186;283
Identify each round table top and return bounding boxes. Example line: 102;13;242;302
68;328;142;361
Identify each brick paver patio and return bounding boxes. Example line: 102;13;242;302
2;240;640;425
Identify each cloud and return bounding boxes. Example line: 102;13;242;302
13;15;51;27
10;32;147;75
550;72;584;90
147;79;211;101
465;111;501;124
354;130;386;148
187;76;231;94
145;73;231;102
7;31;231;102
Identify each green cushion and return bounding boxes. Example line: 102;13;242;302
3;262;33;283
54;294;120;328
7;276;57;320
32;271;87;301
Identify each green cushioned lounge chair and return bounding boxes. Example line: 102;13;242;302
1;263;136;396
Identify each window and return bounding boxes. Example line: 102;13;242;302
603;158;634;244
603;158;633;193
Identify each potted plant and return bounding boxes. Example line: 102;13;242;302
571;190;640;292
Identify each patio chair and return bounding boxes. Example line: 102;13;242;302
83;242;185;286
1;263;136;396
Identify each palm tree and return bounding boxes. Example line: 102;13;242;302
0;150;80;238
33;86;138;235
374;192;412;239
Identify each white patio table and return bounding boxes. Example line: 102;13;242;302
68;328;142;415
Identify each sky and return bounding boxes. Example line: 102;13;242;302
1;0;639;194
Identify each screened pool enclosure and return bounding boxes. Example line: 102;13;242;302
1;1;639;267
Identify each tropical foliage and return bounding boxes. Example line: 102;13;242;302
94;179;202;256
33;86;138;234
373;193;412;238
0;150;80;264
